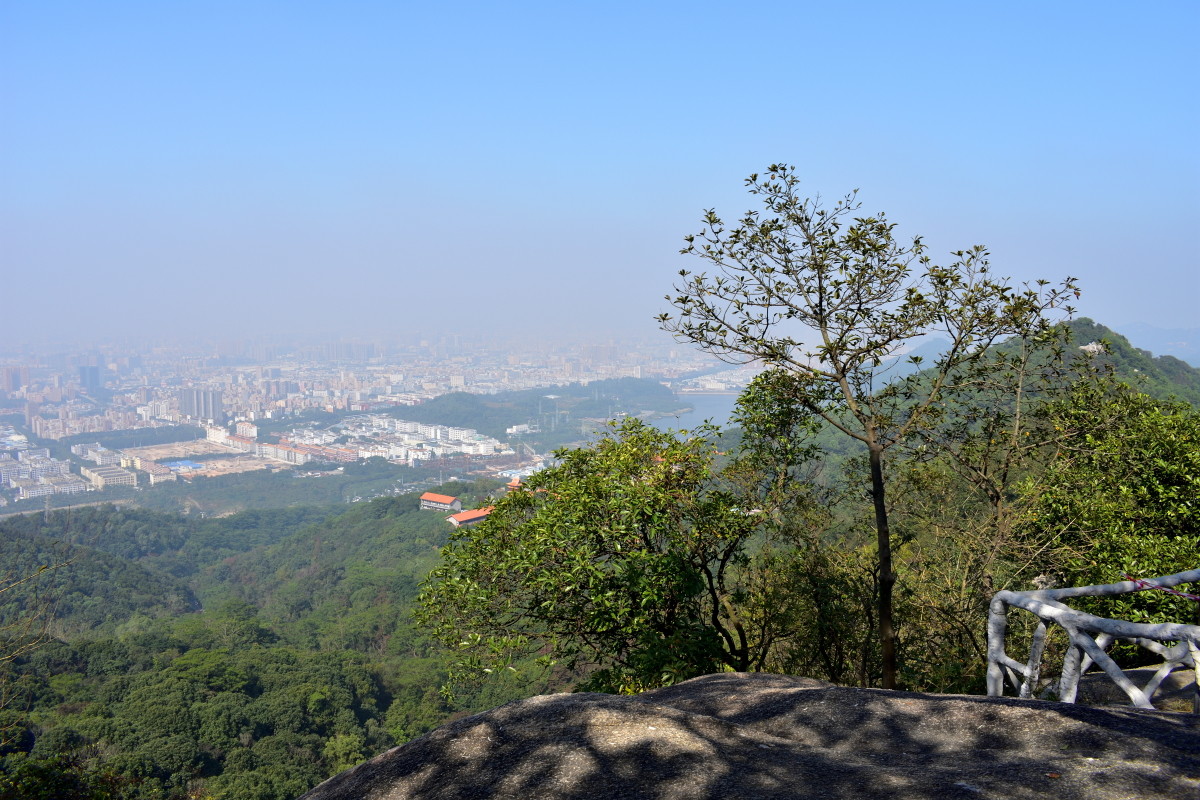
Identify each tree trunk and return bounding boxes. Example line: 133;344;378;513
869;444;897;689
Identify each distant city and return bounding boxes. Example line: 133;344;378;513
0;335;762;507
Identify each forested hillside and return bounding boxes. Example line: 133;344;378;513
722;316;1200;481
0;486;548;800
1064;318;1200;406
0;535;197;638
392;377;681;446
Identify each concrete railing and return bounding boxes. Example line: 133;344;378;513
986;568;1200;711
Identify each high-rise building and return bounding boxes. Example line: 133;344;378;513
1;366;29;392
78;365;102;392
178;388;225;422
2;367;16;392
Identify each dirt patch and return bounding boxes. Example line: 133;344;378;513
181;456;281;478
122;441;284;478
121;440;231;461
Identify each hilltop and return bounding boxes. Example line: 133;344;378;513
1065;318;1200;407
299;672;1200;800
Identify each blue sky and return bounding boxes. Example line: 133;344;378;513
3;1;1196;348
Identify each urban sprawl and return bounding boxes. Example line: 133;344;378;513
0;336;760;507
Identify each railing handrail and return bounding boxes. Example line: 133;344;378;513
986;568;1200;711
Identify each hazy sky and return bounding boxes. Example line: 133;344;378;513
4;2;1197;348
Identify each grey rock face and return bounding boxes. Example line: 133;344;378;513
298;673;1200;800
1077;668;1197;713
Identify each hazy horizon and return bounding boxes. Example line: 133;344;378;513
4;3;1197;347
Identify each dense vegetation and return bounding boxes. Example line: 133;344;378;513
425;328;1200;697
422;420;762;694
0;483;545;800
132;459;432;516
0;534;197;638
1065;318;1200;406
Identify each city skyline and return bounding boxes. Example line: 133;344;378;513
0;329;737;507
4;2;1197;346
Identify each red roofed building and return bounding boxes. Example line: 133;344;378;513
448;506;493;528
420;492;462;512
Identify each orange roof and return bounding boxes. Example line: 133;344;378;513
449;506;493;524
421;492;458;504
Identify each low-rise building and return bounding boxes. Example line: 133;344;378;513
420;492;462;512
448;506;493;529
15;479;55;500
141;461;178;485
256;442;311;465
80;464;137;490
42;475;88;494
73;443;123;465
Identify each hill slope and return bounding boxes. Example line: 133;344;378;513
1066;318;1200;406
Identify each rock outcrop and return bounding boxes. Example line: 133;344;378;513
1077;668;1197;713
299;672;1200;800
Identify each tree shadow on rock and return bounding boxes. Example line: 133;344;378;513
298;673;1200;800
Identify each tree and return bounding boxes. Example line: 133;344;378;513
1;554;72;749
417;418;762;693
658;164;1077;687
871;324;1123;690
718;369;878;683
1022;380;1200;629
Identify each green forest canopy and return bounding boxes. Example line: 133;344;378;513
1;317;1199;798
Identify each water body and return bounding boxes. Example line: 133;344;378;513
651;393;741;433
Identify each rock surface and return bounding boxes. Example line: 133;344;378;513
298;673;1200;800
1077;668;1197;713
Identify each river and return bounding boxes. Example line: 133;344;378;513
650;393;741;433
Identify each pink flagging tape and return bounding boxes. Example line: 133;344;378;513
1123;574;1200;601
